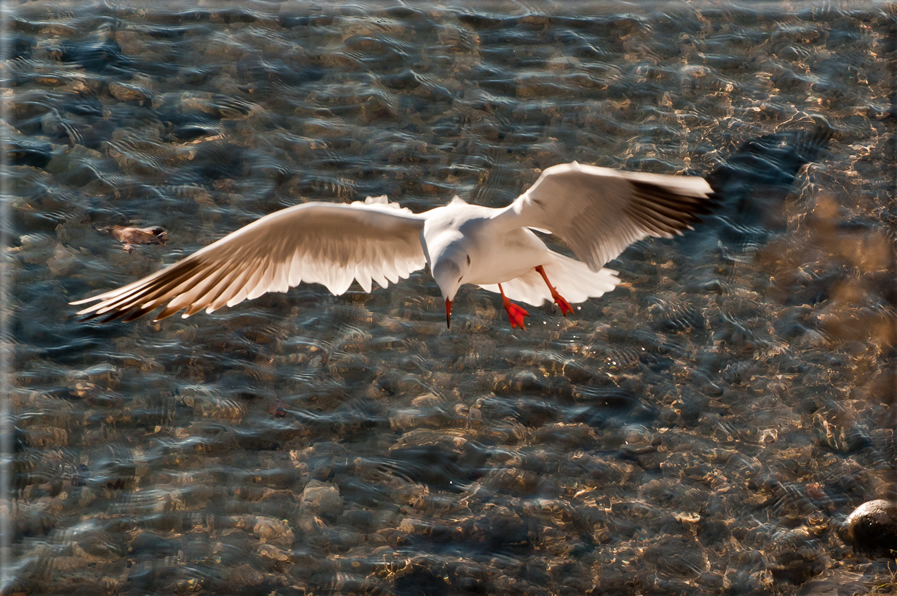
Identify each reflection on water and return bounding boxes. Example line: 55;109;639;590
6;1;897;594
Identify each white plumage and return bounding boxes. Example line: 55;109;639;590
71;162;713;327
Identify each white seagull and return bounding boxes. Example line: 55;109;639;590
71;163;713;329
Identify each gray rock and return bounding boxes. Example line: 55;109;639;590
840;499;897;555
796;569;870;596
299;480;344;519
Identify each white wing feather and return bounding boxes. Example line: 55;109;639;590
71;201;427;322
495;163;713;271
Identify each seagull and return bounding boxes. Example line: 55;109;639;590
71;162;713;329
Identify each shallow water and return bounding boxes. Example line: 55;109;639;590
5;1;897;594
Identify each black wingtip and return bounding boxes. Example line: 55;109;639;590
627;180;719;235
77;304;155;324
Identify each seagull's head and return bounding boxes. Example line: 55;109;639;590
432;251;470;329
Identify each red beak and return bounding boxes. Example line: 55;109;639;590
445;298;452;329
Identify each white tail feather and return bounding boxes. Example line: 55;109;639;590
478;251;619;307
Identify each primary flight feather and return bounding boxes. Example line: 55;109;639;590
71;163;713;329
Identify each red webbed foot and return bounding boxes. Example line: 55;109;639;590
498;283;530;330
535;265;573;316
504;301;530;329
553;293;573;316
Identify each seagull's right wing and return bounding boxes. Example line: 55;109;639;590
71;200;427;322
494;163;714;272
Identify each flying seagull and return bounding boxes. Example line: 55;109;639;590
71;162;714;329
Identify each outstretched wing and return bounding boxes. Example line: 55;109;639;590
494;163;714;271
71;199;427;322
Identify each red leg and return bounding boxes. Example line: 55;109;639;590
499;284;529;330
535;265;573;316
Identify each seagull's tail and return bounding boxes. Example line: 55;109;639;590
478;252;620;307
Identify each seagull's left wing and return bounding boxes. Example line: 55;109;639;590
71;200;427;322
494;163;714;271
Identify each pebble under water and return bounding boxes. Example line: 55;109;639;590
5;2;897;595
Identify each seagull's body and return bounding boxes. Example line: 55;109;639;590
72;163;714;328
425;199;551;284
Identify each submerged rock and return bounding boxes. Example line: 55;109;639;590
299;480;344;519
9;140;52;168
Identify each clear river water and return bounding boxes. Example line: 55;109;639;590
4;1;897;595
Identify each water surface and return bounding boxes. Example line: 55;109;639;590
5;1;897;594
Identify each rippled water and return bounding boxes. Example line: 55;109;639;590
5;1;897;594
